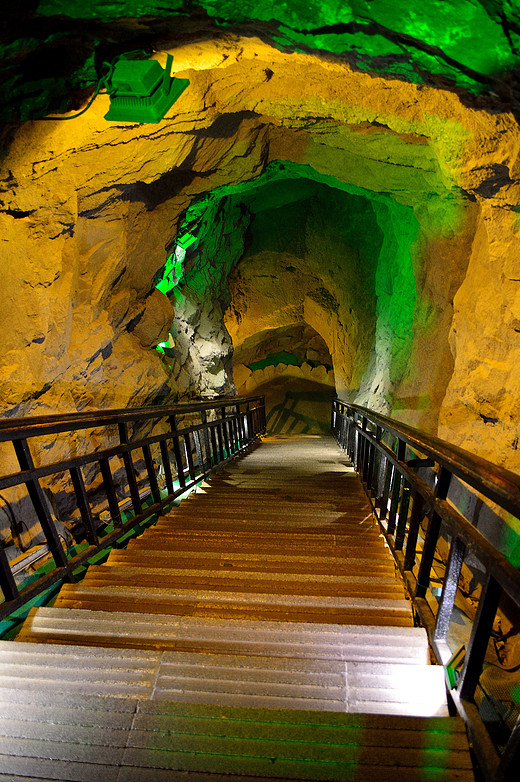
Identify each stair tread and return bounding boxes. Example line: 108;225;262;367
3;434;472;780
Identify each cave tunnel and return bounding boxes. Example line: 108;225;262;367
2;5;520;776
1;0;520;470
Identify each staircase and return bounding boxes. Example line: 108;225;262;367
1;435;474;780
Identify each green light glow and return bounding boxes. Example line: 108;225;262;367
36;1;520;96
171;160;421;390
155;252;183;298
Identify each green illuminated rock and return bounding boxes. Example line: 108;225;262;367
2;1;520;123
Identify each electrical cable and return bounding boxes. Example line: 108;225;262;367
38;62;114;121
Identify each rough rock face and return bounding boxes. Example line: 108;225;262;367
4;2;520;124
1;35;520;480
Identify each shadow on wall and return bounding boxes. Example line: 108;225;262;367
249;377;336;435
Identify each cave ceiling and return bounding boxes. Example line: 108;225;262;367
2;1;520;130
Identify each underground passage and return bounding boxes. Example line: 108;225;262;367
1;2;520;780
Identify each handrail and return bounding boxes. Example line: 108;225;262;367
332;399;520;782
0;395;266;621
344;402;520;518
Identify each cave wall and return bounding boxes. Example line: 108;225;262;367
1;34;520;472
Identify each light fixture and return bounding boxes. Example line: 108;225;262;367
104;54;189;123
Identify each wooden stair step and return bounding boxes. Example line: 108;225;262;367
17;608;423;657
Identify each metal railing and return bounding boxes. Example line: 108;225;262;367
332;399;520;782
0;395;265;620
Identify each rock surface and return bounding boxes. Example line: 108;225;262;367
0;34;519;481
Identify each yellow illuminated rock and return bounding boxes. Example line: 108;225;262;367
1;35;519;471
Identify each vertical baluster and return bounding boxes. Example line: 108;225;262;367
193;430;204;476
459;574;502;701
226;411;234;453
118;422;142;515
235;404;244;444
394;480;411;548
70;466;98;544
99;456;122;526
496;714;520;782
0;546;18;602
220;407;230;456
13;438;68;568
365;433;376;496
416;467;452;598
379;459;393;521
387;470;402;536
404;491;426;570
387;439;406;535
348;412;355;460
142;444;161;504
359;418;368;482
169;415;185;489
184;432;196;481
434;536;466;642
244;401;251;442
353;415;360;472
216;422;225;462
200;410;211;470
159;440;174;495
210;424;219;464
370;426;382;497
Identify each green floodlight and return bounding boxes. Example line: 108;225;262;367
104;54;189;123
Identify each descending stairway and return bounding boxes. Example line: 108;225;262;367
2;435;474;780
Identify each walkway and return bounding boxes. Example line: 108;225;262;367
2;436;473;780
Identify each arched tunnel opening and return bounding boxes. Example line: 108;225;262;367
153;163;421;433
